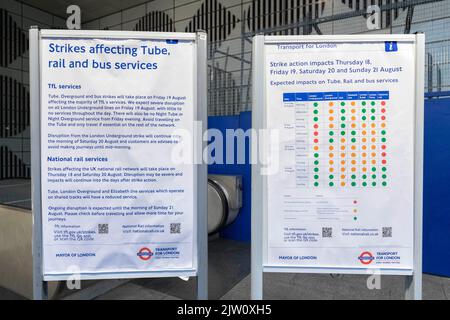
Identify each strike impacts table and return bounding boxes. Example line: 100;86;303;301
251;34;424;300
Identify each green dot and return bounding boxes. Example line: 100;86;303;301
351;174;356;179
362;174;367;179
362;116;367;121
381;130;386;135
351;131;356;135
341;102;345;106
353;217;358;221
362;101;366;106
341;116;346;121
362;109;366;113
314;175;319;179
371;108;376;113
329;182;334;187
362;182;367;186
313;109;319;114
313;117;318;121
341;123;346;128
372;167;376;172
329;131;334;136
382;181;387;186
351;182;356;186
351;138;356;143
371;101;375;106
382;167;387;172
382;174;387;179
372;174;376;179
314;182;319;187
329;174;334;179
341;109;345;113
314;160;319;165
372;181;377;186
381;137;386;142
329;138;334;143
371;116;376;121
341;131;346;136
313;102;318;107
314;153;319;158
314;167;319;172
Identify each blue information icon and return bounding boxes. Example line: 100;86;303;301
385;41;398;52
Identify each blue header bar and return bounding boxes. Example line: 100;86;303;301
283;91;389;102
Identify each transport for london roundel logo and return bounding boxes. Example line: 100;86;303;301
137;247;154;261
358;251;374;265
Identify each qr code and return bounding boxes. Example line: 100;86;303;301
382;227;392;238
98;224;109;234
322;227;332;238
170;223;181;234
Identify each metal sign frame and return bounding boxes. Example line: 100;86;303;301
30;28;208;300
251;34;424;300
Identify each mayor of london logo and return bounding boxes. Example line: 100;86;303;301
358;251;375;265
137;247;154;261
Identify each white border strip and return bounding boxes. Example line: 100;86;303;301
40;29;196;40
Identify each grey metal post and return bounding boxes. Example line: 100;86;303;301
251;35;265;300
30;26;48;300
196;31;208;300
406;33;425;300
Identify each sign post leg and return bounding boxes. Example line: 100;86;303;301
196;31;208;300
251;35;265;300
30;26;47;300
406;33;425;300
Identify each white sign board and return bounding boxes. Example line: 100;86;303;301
33;30;205;281
252;35;424;297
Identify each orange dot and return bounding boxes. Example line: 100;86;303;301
371;145;376;150
371;138;376;143
341;167;346;172
371;152;376;157
362;145;367;150
362;123;367;128
351;101;356;106
329;102;334;107
329;146;334;151
362;167;367;172
351;109;356;114
351;153;356;157
362;152;367;157
329;124;334;129
341;138;346;143
341;174;345;179
341;160;346;165
341;182;346;186
362;130;367;135
351;116;356;121
362;138;367;143
371;130;376;135
381;123;386;128
329;116;334;121
371;123;376;128
329;167;334;172
362;160;367;165
351;145;356;150
329;109;334;114
351;160;356;165
340;145;346;150
329;153;334;158
341;153;346;158
314;146;319;151
351;123;356;128
329;160;334;165
372;159;376;164
351;167;356;172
